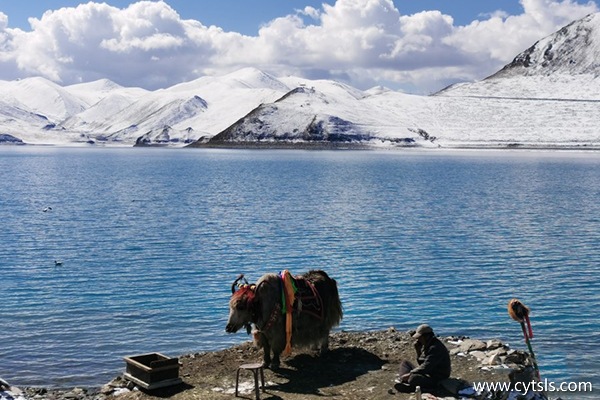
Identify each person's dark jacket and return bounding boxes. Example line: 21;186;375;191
411;335;451;381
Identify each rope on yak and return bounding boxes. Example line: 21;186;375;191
280;270;297;355
508;298;541;380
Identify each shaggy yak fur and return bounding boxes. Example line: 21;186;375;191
226;270;343;369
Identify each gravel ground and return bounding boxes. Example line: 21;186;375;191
15;328;524;400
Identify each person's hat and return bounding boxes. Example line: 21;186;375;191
412;324;433;339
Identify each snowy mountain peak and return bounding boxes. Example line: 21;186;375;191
436;12;600;100
66;78;123;92
4;76;88;121
364;85;392;96
64;78;148;107
221;67;290;91
493;13;600;78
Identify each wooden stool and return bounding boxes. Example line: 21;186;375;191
235;362;265;399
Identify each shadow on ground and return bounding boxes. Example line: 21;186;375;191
266;347;386;396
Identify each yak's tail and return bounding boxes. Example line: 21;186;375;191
308;269;343;329
326;277;343;329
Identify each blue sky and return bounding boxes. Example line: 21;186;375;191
0;0;598;92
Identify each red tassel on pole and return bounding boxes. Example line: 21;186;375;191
525;314;534;338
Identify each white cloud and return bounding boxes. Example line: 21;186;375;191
0;0;597;92
445;0;599;63
298;6;321;20
0;12;21;79
0;12;7;31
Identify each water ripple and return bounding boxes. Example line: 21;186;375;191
1;148;599;399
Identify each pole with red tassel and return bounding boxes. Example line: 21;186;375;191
508;298;540;381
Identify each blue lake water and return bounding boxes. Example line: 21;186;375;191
1;147;599;398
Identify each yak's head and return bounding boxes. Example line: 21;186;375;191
225;275;256;334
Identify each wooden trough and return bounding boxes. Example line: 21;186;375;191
123;353;182;390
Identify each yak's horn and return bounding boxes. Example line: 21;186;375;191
231;274;245;294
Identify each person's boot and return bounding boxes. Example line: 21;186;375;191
394;382;414;393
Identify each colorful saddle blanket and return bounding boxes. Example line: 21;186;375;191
293;276;324;320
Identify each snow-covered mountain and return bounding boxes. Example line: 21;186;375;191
436;12;600;100
499;13;600;77
206;86;374;146
2;77;89;123
63;68;288;145
201;12;600;149
2;13;600;149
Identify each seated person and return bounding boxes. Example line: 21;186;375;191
395;324;451;393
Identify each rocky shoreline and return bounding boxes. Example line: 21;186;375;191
3;329;553;400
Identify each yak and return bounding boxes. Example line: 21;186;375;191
226;269;343;369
